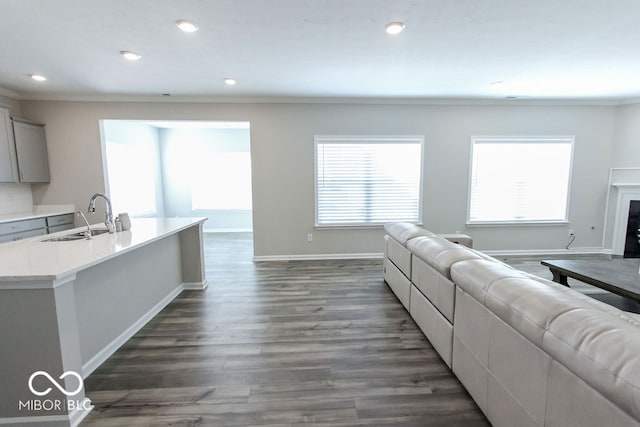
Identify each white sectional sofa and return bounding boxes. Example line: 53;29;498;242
383;222;640;427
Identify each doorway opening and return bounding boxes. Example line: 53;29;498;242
100;120;253;233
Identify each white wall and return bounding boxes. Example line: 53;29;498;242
101;120;165;217
600;103;640;249
612;104;640;167
20;99;617;255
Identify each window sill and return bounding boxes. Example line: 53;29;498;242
315;224;384;230
466;220;569;227
315;222;423;230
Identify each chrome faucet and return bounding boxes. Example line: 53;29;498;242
87;193;116;233
77;211;93;239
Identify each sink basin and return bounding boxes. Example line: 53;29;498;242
43;229;110;242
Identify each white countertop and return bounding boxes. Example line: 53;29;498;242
0;204;75;224
0;217;206;282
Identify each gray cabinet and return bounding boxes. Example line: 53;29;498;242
0;107;19;182
12;119;50;183
0;217;47;243
0;213;75;243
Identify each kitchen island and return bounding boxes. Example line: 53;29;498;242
0;217;207;427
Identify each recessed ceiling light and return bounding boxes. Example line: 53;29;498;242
224;78;236;86
176;19;199;32
385;21;406;35
120;51;141;61
30;74;47;82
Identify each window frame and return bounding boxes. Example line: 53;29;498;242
466;135;575;226
314;135;425;228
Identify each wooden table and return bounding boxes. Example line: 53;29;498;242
541;258;640;302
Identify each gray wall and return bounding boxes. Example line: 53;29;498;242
19;100;618;255
0;94;33;214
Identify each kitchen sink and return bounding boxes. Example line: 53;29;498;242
42;229;110;242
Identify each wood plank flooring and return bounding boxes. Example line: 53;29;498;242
82;233;489;426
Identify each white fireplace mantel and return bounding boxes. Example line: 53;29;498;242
610;183;640;255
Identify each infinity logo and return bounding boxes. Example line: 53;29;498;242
28;371;84;397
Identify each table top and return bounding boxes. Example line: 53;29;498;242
541;258;640;301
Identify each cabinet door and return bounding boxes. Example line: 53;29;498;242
0;108;18;182
13;120;50;183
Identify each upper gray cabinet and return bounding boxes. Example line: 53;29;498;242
12;119;50;183
0;107;19;182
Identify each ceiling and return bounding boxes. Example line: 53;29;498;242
1;0;640;102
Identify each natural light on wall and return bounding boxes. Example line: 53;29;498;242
191;152;252;211
468;136;574;224
105;140;157;216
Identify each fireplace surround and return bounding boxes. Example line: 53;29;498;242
624;200;640;258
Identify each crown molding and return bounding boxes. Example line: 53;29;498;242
14;92;639;107
0;87;20;99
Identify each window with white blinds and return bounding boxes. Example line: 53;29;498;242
468;136;574;224
315;136;423;227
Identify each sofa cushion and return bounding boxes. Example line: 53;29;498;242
384;222;434;246
452;259;606;347
450;259;528;304
526;272;640;324
453;257;640;422
542;308;640;421
546;360;640;427
485;277;600;347
412;255;456;322
386;235;413;278
383;257;412;310
408;236;482;279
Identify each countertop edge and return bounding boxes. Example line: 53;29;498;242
0;217;206;288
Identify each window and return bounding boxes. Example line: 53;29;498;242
191;151;252;211
105;140;158;216
315;136;423;227
468;136;574;224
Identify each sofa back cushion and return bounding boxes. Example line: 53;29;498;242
384;222;434;246
408;236;481;279
451;258;640;422
543;307;640;421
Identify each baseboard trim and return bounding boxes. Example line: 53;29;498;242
484;247;606;257
81;285;184;378
0;400;92;427
253;248;608;262
0;414;72;426
182;280;208;290
69;399;93;427
204;229;253;233
253;252;383;262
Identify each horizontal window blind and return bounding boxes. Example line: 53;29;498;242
469;137;573;223
315;136;423;226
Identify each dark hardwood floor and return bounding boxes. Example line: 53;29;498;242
82;233;489;426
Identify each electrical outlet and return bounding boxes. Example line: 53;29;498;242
307;234;313;242
568;229;575;237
